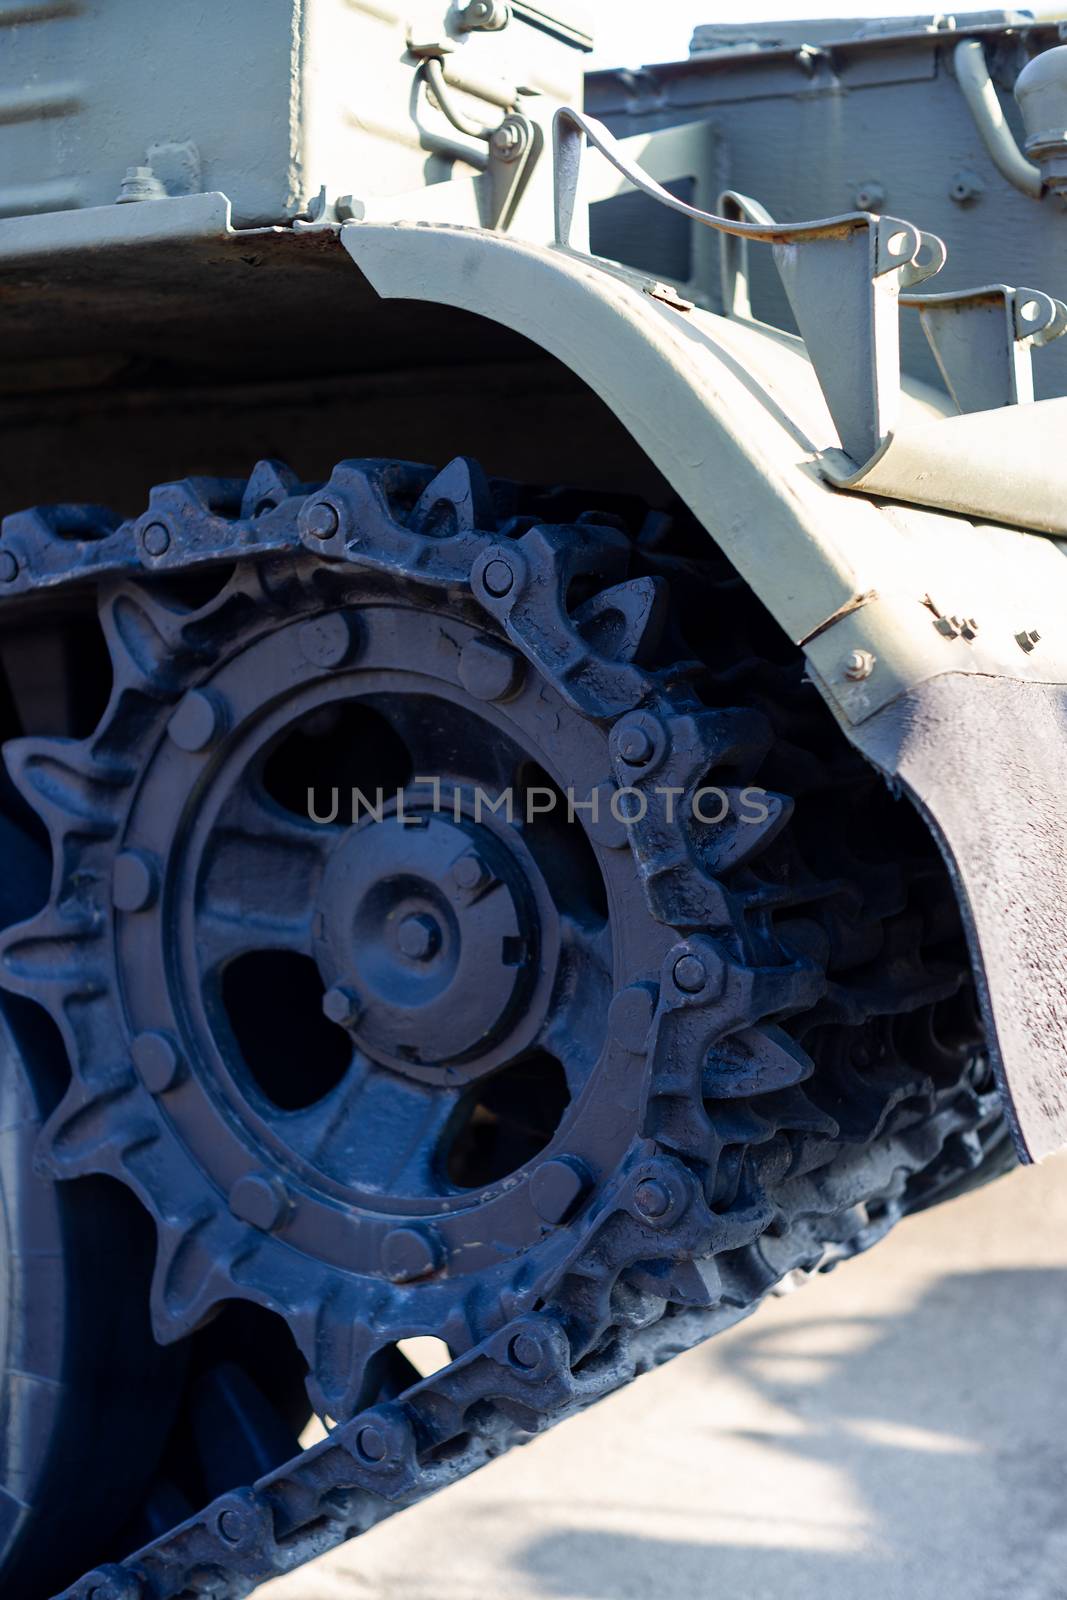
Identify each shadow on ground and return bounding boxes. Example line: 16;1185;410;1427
513;1269;1067;1600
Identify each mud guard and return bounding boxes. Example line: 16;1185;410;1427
846;675;1067;1163
341;220;1067;1161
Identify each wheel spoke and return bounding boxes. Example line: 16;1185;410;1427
539;914;614;1096
376;697;518;800
196;779;337;971
293;1055;464;1197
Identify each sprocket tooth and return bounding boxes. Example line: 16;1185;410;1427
0;909;107;999
38;1077;140;1178
3;736;126;838
307;1288;391;1421
149;1206;231;1341
409;456;495;536
100;583;202;691
573;576;669;664
240;459;304;520
704;1025;814;1100
625;1255;722;1310
696;789;793;875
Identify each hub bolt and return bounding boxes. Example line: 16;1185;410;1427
323;985;361;1027
397;913;441;961
450;853;491;895
672;953;708;994
305;501;341;540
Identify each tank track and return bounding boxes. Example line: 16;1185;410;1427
0;457;1009;1599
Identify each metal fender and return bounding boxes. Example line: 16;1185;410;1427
343;220;1067;1161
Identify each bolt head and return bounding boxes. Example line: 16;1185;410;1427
458;636;524;702
450;852;490;895
0;551;17;583
508;1331;544;1371
112;850;158;913
299;612;358;669
305;501;341;540
672;953;707;994
323;985;361;1027
481;558;515;598
397;913;441;962
530;1157;587;1224
229;1172;291;1232
141;521;171;558
608;984;657;1051
168;690;225;753
132;1031;183;1094
844;648;876;681
382;1226;438;1283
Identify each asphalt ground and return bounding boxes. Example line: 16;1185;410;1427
262;1151;1067;1600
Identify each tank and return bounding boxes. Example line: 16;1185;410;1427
2;7;1067;1596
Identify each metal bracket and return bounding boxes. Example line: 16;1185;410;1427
900;284;1067;411
553;107;941;465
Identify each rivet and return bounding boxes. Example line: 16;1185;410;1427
672;954;707;994
633;1178;672;1221
323;985;361;1027
844;649;876;681
141;521;171;558
508;1331;543;1370
481;558;515;598
616;724;654;765
217;1507;246;1545
382;1226;438;1283
112;850;158;913
229;1172;291;1232
132;1031;183;1094
0;551;17;584
530;1157;587;1224
168;690;226;753
298;612;359;669
355;1423;388;1463
608;985;656;1051
82;1569;144;1600
305;501;340;540
458;636;524;701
